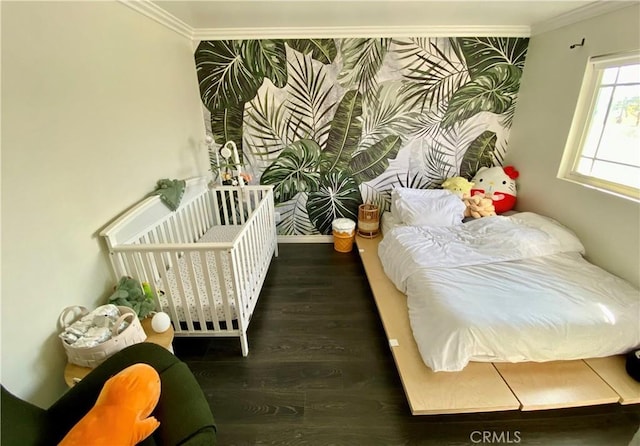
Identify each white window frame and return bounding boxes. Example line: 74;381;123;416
558;50;640;202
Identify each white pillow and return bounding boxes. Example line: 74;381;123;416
391;187;465;227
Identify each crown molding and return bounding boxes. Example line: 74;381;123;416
119;1;530;40
118;0;193;39
531;1;637;36
119;0;636;42
192;25;530;41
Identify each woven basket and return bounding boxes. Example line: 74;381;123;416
333;230;355;252
59;305;147;368
332;218;356;253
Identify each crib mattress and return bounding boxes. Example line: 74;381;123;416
157;225;243;323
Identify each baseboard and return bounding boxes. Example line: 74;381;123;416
277;235;333;244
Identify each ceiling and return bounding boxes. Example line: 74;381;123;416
151;0;600;32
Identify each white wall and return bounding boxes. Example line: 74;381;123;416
506;4;640;288
1;1;207;407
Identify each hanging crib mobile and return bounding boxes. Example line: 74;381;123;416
207;137;251;186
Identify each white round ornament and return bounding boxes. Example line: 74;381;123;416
151;311;171;333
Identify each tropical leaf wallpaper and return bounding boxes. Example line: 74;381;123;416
195;37;529;235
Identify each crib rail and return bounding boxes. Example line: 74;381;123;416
101;177;211;249
228;186;277;350
102;180;277;356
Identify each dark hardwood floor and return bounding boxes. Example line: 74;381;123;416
175;243;640;446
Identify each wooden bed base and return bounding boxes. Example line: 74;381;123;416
356;235;640;415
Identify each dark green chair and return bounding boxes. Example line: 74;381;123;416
1;343;216;445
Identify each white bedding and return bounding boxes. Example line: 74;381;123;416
379;213;640;372
380;211;402;236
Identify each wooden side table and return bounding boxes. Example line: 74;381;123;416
64;317;175;387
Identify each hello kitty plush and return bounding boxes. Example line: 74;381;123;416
470;166;519;214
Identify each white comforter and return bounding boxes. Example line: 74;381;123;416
379;213;640;372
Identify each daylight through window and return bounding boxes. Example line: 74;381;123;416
560;50;640;200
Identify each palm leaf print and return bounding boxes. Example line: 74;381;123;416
321;90;363;173
421;139;456;185
307;171;363;234
260;139;322;204
455;37;529;80
459;130;497;180
196;36;529;237
393;169;436;190
195;40;264;111
338;38;391;104
276;192;318;235
360;81;420;151
286;51;336;147
210;103;244;153
286;39;338;64
411;107;446;139
349;135;402;184
441;64;522;129
395;38;469;112
241;39;288;88
359;182;391;214
245;91;301;166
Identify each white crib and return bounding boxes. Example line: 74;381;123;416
100;177;278;356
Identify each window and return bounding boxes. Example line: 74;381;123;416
559;50;640;201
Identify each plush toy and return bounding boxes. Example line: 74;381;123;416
463;195;496;219
108;276;156;319
441;177;474;198
58;363;161;446
470;166;519;214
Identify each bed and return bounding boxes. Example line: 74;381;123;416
100;177;278;356
379;211;640;372
356;187;640;414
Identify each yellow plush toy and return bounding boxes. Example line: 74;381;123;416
59;363;161;446
463;194;496;218
441;177;474;198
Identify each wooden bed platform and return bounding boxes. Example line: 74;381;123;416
355;235;640;415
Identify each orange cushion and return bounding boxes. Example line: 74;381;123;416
58;363;161;446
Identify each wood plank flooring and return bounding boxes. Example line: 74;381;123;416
175;243;640;446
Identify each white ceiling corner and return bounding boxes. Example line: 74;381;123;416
530;1;639;35
118;0;193;39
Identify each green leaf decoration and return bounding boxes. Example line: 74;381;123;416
240;39;288;88
360;81;420;151
455;37;529;80
395;38;470;112
321;90;363;173
371;164;436;191
195;40;264;111
423;144;456;185
286;51;336;147
411;108;446;139
286;39;338;64
260;139;322;203
441;64;522;129
210;103;244;152
245;92;295;162
349;135;401;184
139;300;155;319
338;38;390;102
276;193;319;235
307;171;363;235
459;131;497;180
